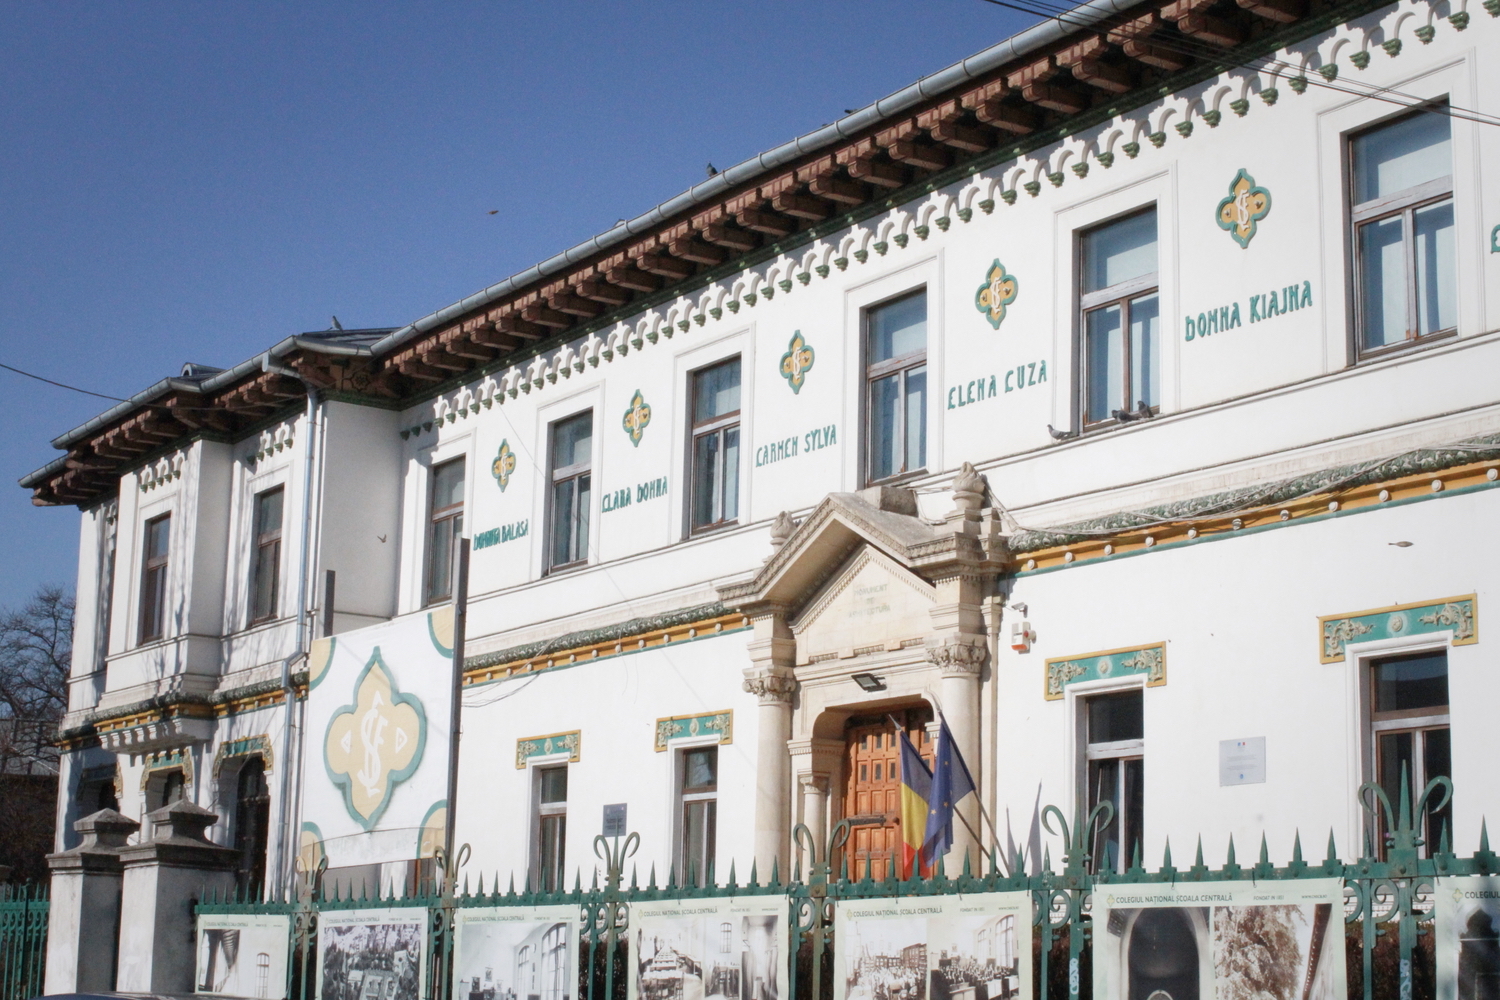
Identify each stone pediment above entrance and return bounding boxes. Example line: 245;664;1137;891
791;546;934;666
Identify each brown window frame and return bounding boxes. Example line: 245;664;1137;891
248;486;284;625
688;357;742;535
864;289;928;486
1078;208;1160;429
138;513;171;645
1349;105;1456;361
424;458;465;606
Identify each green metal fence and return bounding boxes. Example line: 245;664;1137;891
196;772;1497;1000
0;884;48;1000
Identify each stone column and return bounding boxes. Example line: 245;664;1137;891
742;610;797;877
930;640;986;864
115;800;239;994
797;773;829;870
44;809;140;994
922;463;993;869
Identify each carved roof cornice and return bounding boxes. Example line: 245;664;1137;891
22;0;1397;508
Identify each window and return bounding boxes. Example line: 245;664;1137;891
548;412;593;570
249;487;284;624
1351;107;1455;355
154;769;187;811
424;458;465;605
866;290;927;484
138;514;171;644
679;746;718;884
541;923;568;1000
234;758;271;899
1369;650;1452;855
1085;690;1144;873
535;766;567;893
1080;210;1160;425
690;358;741;532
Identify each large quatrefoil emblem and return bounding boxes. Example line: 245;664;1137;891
622;390;652;447
325;652;426;829
1217;168;1271;248
779;331;815;394
974;260;1019;329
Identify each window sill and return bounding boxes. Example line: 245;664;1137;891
688;520;739;539
544;561;590;578
1354;329;1457;365
864;468;929;489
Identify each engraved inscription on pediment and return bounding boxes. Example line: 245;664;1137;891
790;546;934;666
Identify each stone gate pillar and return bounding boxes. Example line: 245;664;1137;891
115;799;238;994
44;808;139;994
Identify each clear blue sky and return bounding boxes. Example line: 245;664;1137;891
0;1;1038;613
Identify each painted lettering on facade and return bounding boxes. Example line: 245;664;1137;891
1185;280;1312;341
603;477;669;512
756;425;837;467
473;520;529;550
945;361;1047;410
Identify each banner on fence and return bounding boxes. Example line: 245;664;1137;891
300;606;455;869
1092;878;1346;1000
630;895;787;1000
454;905;579;1000
833;891;1032;1000
317;908;429;1000
1436;875;1500;1000
195;912;292;999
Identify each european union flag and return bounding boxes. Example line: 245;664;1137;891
922;714;975;865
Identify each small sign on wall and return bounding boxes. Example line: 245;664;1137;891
1219;736;1266;785
602;803;627;837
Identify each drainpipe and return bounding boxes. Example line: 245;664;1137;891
261;355;321;895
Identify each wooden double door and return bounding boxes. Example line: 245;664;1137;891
841;706;934;881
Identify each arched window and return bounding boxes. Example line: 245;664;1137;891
234;758;271;898
1127;908;1200;1000
156;769;186;810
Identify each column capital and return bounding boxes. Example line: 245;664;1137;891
742;668;798;705
927;638;987;678
798;773;830;794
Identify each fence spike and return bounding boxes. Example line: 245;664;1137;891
1130;840;1142;871
1398;759;1414;837
1481;818;1491;854
770;857;781;888
1195;837;1204;867
574;870;583;894
1042;846;1052;873
508;872;516;896
666;864;677;890
1258;833;1269;865
1325;829;1339;865
1226;835;1236;867
1439;820;1451;855
1162;838;1173;869
463;874;470;897
727;861;737;888
588;868;597;892
1289;831;1302;865
839;856;848;883
631;864;639;890
748;859;758;887
649;863;658;890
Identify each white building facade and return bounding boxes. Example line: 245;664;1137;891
24;0;1500;904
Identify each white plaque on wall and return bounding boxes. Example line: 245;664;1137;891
1219;736;1266;785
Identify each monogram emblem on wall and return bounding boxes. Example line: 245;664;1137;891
491;439;516;490
780;331;815;393
1217;169;1272;248
974;259;1019;329
622;389;652;446
324;652;427;829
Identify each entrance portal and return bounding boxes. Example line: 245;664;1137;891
841;707;933;881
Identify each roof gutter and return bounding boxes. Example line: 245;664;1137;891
364;0;1133;359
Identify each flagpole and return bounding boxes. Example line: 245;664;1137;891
925;695;1005;854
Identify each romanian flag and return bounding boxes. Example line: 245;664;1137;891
898;730;933;879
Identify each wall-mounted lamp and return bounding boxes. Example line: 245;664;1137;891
851;672;887;692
